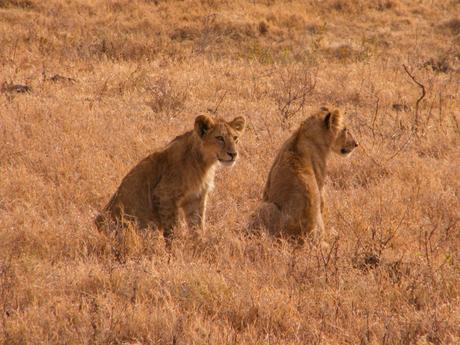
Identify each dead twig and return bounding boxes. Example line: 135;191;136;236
1;82;31;93
272;67;316;129
49;74;76;83
42;67;77;84
357;141;386;169
318;236;340;283
384;130;415;162
378;197;412;252
402;64;426;129
207;90;227;116
89;77;110;110
371;96;379;143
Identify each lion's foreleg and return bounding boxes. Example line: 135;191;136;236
158;200;179;248
319;189;337;240
183;193;207;233
300;191;322;243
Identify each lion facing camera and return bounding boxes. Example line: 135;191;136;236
96;114;246;246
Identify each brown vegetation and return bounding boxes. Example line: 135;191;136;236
1;0;459;344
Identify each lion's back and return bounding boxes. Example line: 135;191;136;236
96;152;163;230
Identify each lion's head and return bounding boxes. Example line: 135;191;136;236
194;114;246;166
332;126;358;157
300;107;358;157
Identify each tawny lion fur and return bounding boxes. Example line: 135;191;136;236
96;114;246;243
253;107;358;242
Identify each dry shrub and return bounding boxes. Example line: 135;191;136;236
330;0;357;12
194;14;220;54
0;0;34;9
441;17;460;35
146;76;188;116
376;0;397;11
170;25;200;42
325;0;397;13
258;20;269;35
247;42;275;64
271;65;316;128
322;43;372;63
195;14;257;54
423;56;451;74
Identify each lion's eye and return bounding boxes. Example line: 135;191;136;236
234;136;239;143
216;136;225;143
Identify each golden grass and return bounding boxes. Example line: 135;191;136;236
1;0;459;344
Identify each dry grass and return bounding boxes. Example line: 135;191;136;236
1;0;459;344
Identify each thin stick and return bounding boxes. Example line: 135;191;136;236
371;96;380;143
402;64;426;129
208;90;227;116
385;130;414;162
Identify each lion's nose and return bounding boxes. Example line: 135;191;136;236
227;151;237;160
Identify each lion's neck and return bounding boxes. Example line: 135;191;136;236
187;133;218;176
294;135;331;189
310;150;329;189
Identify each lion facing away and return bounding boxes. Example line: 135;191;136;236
96;114;246;245
252;107;357;242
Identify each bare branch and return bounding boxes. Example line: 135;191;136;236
402;64;426;129
272;66;316;129
384;130;415;162
207;90;228;116
371;96;379;142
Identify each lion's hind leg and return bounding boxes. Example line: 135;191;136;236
249;202;283;236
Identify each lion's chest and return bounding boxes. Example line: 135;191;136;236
184;164;216;199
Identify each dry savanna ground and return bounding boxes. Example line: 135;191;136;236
1;0;459;344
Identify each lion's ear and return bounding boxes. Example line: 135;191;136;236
195;115;215;137
324;109;342;131
229;116;246;133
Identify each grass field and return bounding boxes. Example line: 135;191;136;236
1;0;459;344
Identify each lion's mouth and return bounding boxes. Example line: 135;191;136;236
340;148;352;155
218;158;236;166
